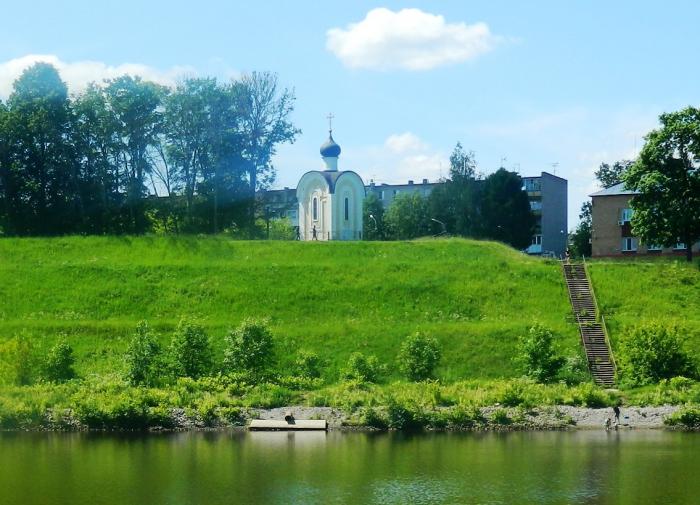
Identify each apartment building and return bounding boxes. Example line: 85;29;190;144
590;183;700;256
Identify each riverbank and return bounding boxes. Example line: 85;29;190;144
7;404;685;432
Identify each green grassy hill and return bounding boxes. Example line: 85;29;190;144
0;236;579;381
588;260;700;353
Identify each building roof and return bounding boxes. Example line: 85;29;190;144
589;182;639;197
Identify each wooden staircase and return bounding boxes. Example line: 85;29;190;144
562;262;615;387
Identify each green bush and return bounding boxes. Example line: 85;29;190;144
42;338;76;383
0;333;36;385
491;408;511;425
665;406;700;429
360;406;389;429
169;318;213;379
619;323;697;385
386;400;424;430
124;321;161;386
397;332;441;381
517;323;565;383
293;350;323;379
222;318;274;379
341;352;383;383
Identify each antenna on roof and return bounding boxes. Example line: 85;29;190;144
551;162;559;175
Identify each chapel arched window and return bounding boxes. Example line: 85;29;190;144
312;197;318;221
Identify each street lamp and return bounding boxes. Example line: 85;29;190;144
431;218;447;237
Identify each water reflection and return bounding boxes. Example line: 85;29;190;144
0;430;698;505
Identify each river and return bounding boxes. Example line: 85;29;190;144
1;430;698;504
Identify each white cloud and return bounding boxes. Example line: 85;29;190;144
0;54;195;97
326;8;499;71
384;132;427;154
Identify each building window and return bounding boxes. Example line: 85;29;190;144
530;200;542;211
619;208;633;224
674;242;687;250
380;190;385;200
312;197;318;221
646;243;662;251
532;234;542;246
622;237;637;252
344;197;349;220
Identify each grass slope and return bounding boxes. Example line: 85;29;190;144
588;259;700;354
0;236;578;381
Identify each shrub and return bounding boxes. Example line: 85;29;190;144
517;323;565;383
0;333;36;385
397;332;441;381
124;321;161;386
491;408;511;425
42;338;76;383
341;352;383;383
558;354;590;385
293;350;322;379
222;318;274;379
169;318;212;379
386;400;424;430
665;406;700;429
360;406;389;429
619;323;697;385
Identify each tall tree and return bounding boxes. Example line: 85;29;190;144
570;201;592;257
428;143;480;236
595;160;634;188
624;107;700;262
103;76;166;232
384;192;431;240
234;72;300;195
479;168;535;249
3;63;76;234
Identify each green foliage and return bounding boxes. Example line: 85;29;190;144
0;334;36;386
363;192;385;240
595;160;633;188
342;353;383;383
222;318;274;378
386;400;424;430
570;202;592;258
490;408;511;425
517;323;565;383
618;323;696;385
624;107;700;261
42;338;76;383
384;192;431;240
665;406;700;428
267;218;296;240
124;321;161;386
479;168;535;249
169;318;213;379
397;332;441;381
293;350;323;379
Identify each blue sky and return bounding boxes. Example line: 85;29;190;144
1;1;698;228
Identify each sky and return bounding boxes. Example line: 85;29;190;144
1;0;698;229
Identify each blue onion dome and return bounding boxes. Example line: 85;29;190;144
320;133;341;157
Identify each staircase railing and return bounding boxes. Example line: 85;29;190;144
580;256;617;376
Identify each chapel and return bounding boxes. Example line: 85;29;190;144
296;126;365;240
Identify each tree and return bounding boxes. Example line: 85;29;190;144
569;202;592;257
222;318;274;378
42;338;76;383
517;323;565;383
341;352;383;383
384;192;431;239
479;168;535;249
103;76;166;232
595;160;633;188
2;63;77;235
234;72;300;195
618;323;696;385
124;321;161;386
397;332;441;381
169;318;212;379
363;192;385;240
428;143;480;237
624;107;700;262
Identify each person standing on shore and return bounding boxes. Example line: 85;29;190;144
613;405;621;427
